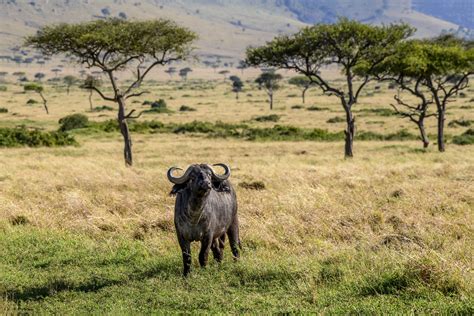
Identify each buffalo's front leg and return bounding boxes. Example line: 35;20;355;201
178;235;191;277
199;235;213;268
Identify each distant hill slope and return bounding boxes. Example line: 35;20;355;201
0;0;464;60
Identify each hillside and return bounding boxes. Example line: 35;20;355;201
0;0;463;60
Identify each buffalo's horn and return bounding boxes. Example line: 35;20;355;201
167;166;193;184
211;163;231;181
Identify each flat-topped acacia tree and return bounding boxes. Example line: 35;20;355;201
246;18;413;158
377;37;473;150
25;19;197;166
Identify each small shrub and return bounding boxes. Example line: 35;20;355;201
458;92;466;98
287;93;298;97
291;105;304;109
327;116;345;123
179;105;196;112
357;108;395;117
10;215;30;226
452;129;474;145
448;119;472;127
26;99;38;104
58;114;89;132
307;106;328;111
239;181;266;190
91;105;114;112
0;107;8;113
0;86;7;92
151;99;167;109
254;114;281;122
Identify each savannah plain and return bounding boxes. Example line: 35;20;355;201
0;67;473;313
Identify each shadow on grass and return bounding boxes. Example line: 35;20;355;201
7;260;178;303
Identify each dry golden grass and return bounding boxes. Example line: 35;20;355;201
0;74;473;313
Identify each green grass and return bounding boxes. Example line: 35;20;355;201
1;227;471;314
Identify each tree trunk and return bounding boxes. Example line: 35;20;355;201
39;92;49;115
437;109;446;152
89;90;93;111
302;87;308;104
67;86;70;95
417;121;429;149
236;92;239;100
118;97;133;166
344;107;355;158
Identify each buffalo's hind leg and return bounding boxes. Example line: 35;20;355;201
211;234;226;263
227;218;240;260
178;235;192;277
199;235;213;268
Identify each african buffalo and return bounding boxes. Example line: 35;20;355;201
167;163;240;276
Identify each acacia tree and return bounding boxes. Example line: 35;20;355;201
24;83;48;114
26;19;197;166
179;67;193;81
229;75;244;99
378;37;473;151
289;76;313;104
255;71;282;110
165;67;177;79
247;18;413;157
63;75;79;95
81;75;102;111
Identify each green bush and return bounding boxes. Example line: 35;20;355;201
0;86;7;92
254;114;281;122
58;114;90;132
91;105;114;112
179;105;196;112
291;105;304;109
452;129;474;145
0;107;8;113
357;108;395;117
307;106;329;111
26;99;38;105
151;99;167;109
327;116;345;123
448;119;472;127
0;127;77;147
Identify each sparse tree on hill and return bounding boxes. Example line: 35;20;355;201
26;19;197;166
81;75;102;111
229;75;244;99
63;75;79;95
165;67;177;79
219;70;230;80
179;67;193;81
255;71;282;110
34;72;46;81
51;68;62;78
246;18;413;158
289;76;313;104
24;83;48;114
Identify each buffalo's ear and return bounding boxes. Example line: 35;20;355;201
212;180;230;192
170;183;186;195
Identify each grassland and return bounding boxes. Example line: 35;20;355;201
0;74;473;313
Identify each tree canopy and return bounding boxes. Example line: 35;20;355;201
246;18;413;157
25;19;197;75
